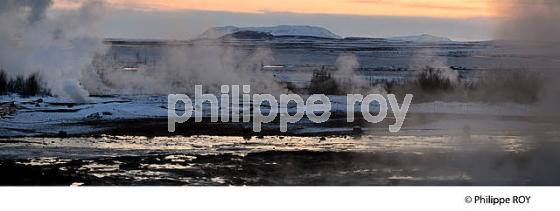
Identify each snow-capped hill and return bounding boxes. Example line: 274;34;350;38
198;26;239;39
198;25;342;39
388;34;453;43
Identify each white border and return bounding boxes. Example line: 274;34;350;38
1;187;557;211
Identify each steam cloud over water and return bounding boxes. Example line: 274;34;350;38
0;0;106;102
493;0;560;113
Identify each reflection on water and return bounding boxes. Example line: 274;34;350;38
0;135;537;159
0;135;557;186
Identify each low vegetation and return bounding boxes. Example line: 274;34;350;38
303;66;542;104
388;67;543;104
308;70;340;95
416;67;455;91
0;69;49;97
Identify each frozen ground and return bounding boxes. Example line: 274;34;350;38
0;95;168;137
0;94;553;137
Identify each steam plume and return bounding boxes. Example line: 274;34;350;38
91;40;287;95
493;0;560;113
0;0;106;102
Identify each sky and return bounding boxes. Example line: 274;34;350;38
52;0;499;41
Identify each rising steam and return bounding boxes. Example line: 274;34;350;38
335;53;386;94
494;0;560;43
0;0;106;102
0;0;286;100
493;0;560;113
91;42;286;95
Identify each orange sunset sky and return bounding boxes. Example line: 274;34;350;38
49;0;504;40
54;0;495;18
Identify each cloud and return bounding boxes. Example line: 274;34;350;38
54;0;494;18
353;0;486;12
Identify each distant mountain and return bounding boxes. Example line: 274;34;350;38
387;34;453;43
198;25;342;39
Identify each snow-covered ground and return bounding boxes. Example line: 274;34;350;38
0;95;168;136
0;94;551;137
